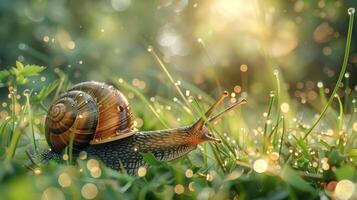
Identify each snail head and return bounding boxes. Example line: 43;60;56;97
187;91;247;145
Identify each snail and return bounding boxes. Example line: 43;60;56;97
42;81;246;174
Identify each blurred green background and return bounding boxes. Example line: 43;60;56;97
1;1;357;199
1;0;356;105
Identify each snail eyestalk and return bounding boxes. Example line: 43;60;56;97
209;99;247;124
192;91;229;132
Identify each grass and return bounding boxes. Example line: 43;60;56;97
0;8;356;200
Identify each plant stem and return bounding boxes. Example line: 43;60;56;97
303;10;355;139
279;117;286;155
25;91;37;152
5;126;21;161
10;85;17;146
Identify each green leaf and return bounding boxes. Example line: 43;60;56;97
20;64;45;77
10;62;45;84
347;149;357;158
15;75;28;85
295;136;312;161
16;61;24;70
0;70;10;81
335;165;356;180
280;165;315;193
328;148;344;166
30;80;59;103
319;139;331;150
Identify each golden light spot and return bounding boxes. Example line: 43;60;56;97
206;173;214;181
34;167;42;175
41;76;46;82
270;152;280;161
137;166;147;177
67;41;76;49
188;182;195;192
174;184;185;194
79;151;87;160
296;82;304;89
293;0;304;12
240;64;248;72
41;187;65;200
280;102;290;113
253;159;268;173
90;166;101;178
335;180;355;200
62;154;69;161
234;85;241;93
43;36;50;43
313;23;334;43
322;46;332;56
185;169;193;178
307;91;318;101
58;173;71;187
87;159;99;171
0;111;9;118
312;162;318;168
135;118;144;128
353;122;357;132
81;183;98;200
322;162;330;171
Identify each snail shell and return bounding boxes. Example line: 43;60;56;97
45;81;137;152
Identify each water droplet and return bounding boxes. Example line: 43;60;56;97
348;8;355;15
345;72;350;78
273;69;279;75
269;91;275;97
147;45;153;52
23;89;31;97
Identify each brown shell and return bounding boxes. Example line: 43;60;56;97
45;81;136;152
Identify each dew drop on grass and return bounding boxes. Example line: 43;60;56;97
273;69;279;76
348;8;355;15
147;45;153;52
280;102;290;113
344;72;350;78
23;89;31;97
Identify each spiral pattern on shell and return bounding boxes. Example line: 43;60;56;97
45;81;136;152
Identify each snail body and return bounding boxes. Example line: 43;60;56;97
44;81;246;174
